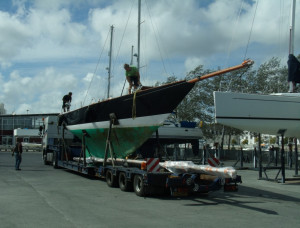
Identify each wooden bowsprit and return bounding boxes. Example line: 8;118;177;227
188;59;254;84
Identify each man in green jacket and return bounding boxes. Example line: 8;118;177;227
124;64;141;94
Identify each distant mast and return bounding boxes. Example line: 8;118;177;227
107;25;114;99
288;0;296;93
137;0;141;70
289;0;296;55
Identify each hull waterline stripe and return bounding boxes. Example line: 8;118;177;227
216;116;300;121
232;97;300;104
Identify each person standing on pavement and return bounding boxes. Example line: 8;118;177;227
12;142;23;170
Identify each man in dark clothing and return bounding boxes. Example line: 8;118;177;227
287;54;300;92
62;92;72;112
12;142;23;170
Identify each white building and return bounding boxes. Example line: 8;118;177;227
0;103;6;115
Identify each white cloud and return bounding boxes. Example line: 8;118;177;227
0;11;32;61
184;57;205;73
0;0;299;114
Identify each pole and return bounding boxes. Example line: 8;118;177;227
130;45;134;65
103;119;113;167
253;147;257;168
280;134;285;183
137;0;141;70
82;132;86;167
289;0;296;55
240;147;244;169
258;134;262;179
107;25;114;99
294;138;298;176
202;145;206;165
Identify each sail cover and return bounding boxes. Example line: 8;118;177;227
287;54;300;83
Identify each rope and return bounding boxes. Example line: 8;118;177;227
83;29;110;106
112;0;135;97
226;61;253;92
221;0;245;92
132;90;137;119
145;0;169;76
225;0;245;68
121;79;127;96
84;0;135;105
244;0;259;60
223;0;258;92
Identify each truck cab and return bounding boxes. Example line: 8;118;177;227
42;116;74;165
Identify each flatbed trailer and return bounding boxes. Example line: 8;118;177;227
47;144;241;197
42;116;241;197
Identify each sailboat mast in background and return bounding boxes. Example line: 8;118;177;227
137;0;141;70
289;0;296;55
107;25;114;99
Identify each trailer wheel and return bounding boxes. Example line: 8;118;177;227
43;150;49;165
43;155;49;165
119;172;133;192
106;169;118;187
52;151;58;169
133;175;145;197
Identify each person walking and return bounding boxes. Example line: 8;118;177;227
12;142;23;170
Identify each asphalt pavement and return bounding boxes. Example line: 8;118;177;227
0;152;299;228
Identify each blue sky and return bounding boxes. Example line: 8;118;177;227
0;0;299;114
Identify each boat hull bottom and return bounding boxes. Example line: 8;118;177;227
70;125;160;159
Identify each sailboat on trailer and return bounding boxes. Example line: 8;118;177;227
214;0;300;138
58;1;253;159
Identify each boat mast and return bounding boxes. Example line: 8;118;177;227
130;45;134;65
137;0;141;69
289;0;296;55
107;25;114;99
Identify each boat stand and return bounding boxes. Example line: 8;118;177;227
80;130;90;167
259;131;286;183
103;113;119;167
61;124;69;163
232;147;250;169
294;138;299;177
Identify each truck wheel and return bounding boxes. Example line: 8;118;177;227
43;156;49;165
106;169;118;187
133;175;145;197
119;172;133;192
53;151;58;169
43;151;49;165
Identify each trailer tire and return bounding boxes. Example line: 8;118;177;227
106;169;118;187
133;174;145;197
43;156;49;165
43;150;49;165
53;151;58;169
119;172;133;192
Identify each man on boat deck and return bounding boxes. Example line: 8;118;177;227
62;92;72;112
124;63;141;94
287;54;300;92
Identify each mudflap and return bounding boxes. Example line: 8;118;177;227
224;175;242;192
144;173;170;196
167;173;223;196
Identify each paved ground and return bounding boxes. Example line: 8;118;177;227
0;152;299;228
